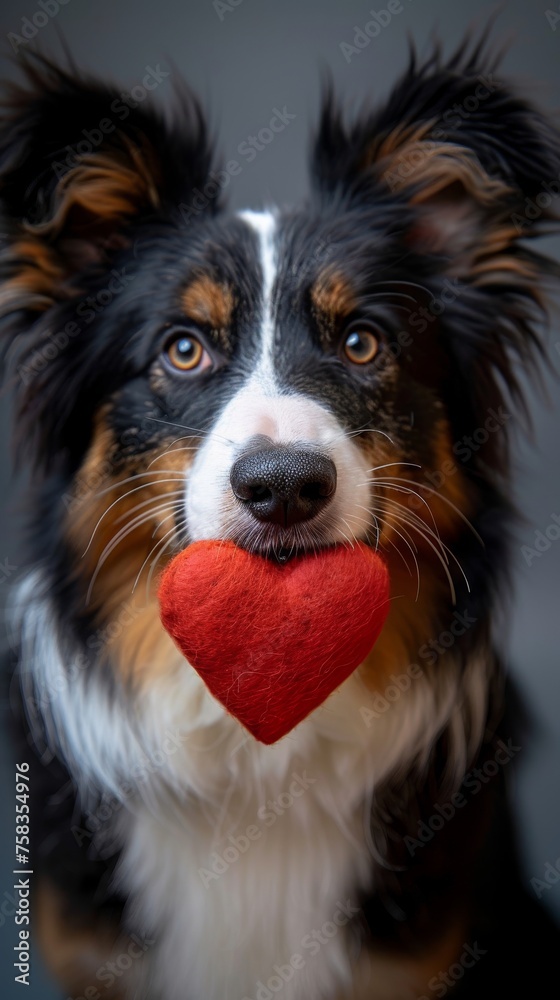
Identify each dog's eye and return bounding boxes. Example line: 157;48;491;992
343;326;379;365
163;332;212;373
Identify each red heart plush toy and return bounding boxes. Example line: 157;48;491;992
158;541;390;744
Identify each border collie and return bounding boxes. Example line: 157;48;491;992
2;36;559;1000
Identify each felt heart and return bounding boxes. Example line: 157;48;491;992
158;540;390;744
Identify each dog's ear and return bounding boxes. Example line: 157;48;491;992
0;55;217;465
0;54;215;316
312;41;560;274
311;40;560;438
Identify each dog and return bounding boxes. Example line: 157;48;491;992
2;36;560;1000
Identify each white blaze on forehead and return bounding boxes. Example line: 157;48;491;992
238;209;278;390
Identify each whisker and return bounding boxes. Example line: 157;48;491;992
146;444;199;468
381;502;472;602
344;428;396;446
351;502;381;549
83;480;186;555
133;523;181;594
345;508;419;591
114;490;184;525
366;462;421;473
366;278;433;298
370;487;443;545
145;524;186;596
339;518;358;550
136;525;186;594
146;416;233;445
380;497;448;563
373;477;484;545
359;478;437;526
92;472;186;501
151;508;182;538
85;500;183;604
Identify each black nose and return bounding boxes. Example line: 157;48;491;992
230;446;337;528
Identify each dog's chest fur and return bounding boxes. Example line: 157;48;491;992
120;768;370;1000
104;664;431;1000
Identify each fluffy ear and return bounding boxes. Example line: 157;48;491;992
0;54;217;465
0;54;215;316
311;38;560;440
312;39;560;274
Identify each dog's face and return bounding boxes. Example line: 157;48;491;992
73;204;460;569
58;200;472;633
2;52;558;711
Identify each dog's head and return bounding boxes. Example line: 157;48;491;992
2;46;559;782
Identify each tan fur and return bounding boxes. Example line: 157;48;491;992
311;270;356;334
339;917;468;999
359;562;446;694
33;145;160;240
0;236;65;314
35;878;129;999
357;419;473;693
65;408;194;682
181;273;235;332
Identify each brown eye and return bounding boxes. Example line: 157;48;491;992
164;334;210;373
343;328;379;365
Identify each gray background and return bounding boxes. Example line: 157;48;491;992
0;0;558;996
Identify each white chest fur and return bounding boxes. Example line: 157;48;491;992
111;656;465;1000
120;767;370;1000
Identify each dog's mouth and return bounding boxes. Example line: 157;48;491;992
272;545;320;564
229;521;374;565
234;536;321;565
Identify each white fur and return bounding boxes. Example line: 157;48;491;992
239;209;278;390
